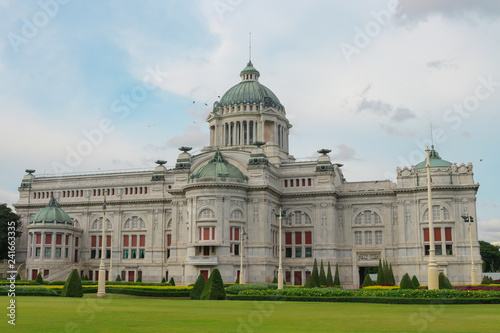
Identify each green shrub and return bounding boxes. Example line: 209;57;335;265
161;277;166;283
15;273;21;280
61;269;83;297
190;274;206;300
35;272;44;284
362;274;374;287
312;259;320;287
376;259;385;285
169;277;175;286
304;274;316;288
0;286;58;297
439;272;453;289
388;264;396;285
412;275;420;289
334;263;341;287
82;275;88;281
225;283;278;295
400;273;414;290
200;269;226;300
136;275;142;283
235;277;240;284
319;260;327;286
326;262;334;286
272;276;278;284
116;274;122;282
481;276;494;285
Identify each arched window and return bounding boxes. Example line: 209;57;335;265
230;210;243;220
354;210;382;225
199;209;215;220
423;205;450;221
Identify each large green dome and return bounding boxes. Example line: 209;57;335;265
190;149;248;181
415;146;452;169
32;197;72;224
218;61;283;109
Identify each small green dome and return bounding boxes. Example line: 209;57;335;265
415;146;452;169
219;62;283;109
32;198;72;224
190;149;248;181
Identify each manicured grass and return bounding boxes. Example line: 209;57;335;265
2;296;500;332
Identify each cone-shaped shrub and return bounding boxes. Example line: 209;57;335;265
161;277;166;283
326;262;334;286
200;269;226;300
61;269;83;297
116;274;121;282
15;273;21;280
334;263;341;287
400;273;414;289
412;275;420;288
190;274;206;300
312;259;320;287
169;277;175;286
272;276;278;283
35;272;44;284
136;275;142;283
376;259;385;285
83;275;88;281
304;274;316;288
388;263;396;285
319;260;327;286
438;272;453;289
362;273;374;287
235;277;240;284
481;275;491;285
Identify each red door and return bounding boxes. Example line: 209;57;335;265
294;271;302;285
128;271;135;282
31;269;38;280
201;270;209;282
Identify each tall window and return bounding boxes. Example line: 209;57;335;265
285;231;312;258
122;234;145;259
229;227;240;255
354;231;362;245
199;227;215;241
423;227;453;255
90;235;111;259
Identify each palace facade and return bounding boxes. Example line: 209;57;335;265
14;61;481;287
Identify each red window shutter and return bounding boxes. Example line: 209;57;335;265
144;187;147;194
423;228;429;242
107;235;111;247
212;227;215;240
285;232;292;245
132;235;137;247
284;180;288;187
434;228;441;242
204;228;210;240
296;179;299;186
290;180;293;187
36;234;41;244
167;234;171;247
302;179;305;186
230;228;233;241
46;234;52;245
445;227;452;241
65;235;69;246
125;188;128;195
91;236;96;247
123;235;129;247
140;235;145;247
75;237;79;247
98;236;102;247
56;234;62;245
305;231;312;245
308;178;312;186
235;228;240;241
295;232;302;245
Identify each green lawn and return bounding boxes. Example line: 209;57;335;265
2;295;500;332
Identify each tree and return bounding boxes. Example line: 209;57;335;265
190;274;206;300
333;263;341;287
272;276;278;283
400;273;414;290
161;277;166;283
61;269;83;297
388;263;396;285
326;262;334;286
0;203;22;260
376;259;385;285
438;272;453;289
479;240;500;272
311;259;320;287
35;272;44;284
412;275;420;289
200;269;226;300
304;274;316;288
136;275;142;283
169;277;175;286
319;260;327;286
235;276;240;284
362;274;374;287
15;273;21;280
116;274;121;282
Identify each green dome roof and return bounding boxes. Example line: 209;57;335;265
32;198;72;224
415;146;452;169
219;62;283;108
190;149;248;181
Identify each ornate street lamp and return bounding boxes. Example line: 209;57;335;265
276;208;286;289
239;227;248;284
461;215;477;284
426;147;439;290
97;197;107;297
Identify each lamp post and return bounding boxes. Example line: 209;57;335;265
426;147;439;290
97;196;107;297
239;227;248;284
276;208;286;290
461;215;477;284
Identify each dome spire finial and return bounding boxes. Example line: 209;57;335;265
249;32;252;62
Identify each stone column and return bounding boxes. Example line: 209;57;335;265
51;232;55;259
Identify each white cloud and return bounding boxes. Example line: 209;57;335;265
478;218;500;243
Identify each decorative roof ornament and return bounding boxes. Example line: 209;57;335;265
25;169;36;174
415;145;452;169
155;160;167;166
249;142;269;167
179;147;192;153
317;149;331;155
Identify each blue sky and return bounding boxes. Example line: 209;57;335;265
1;0;499;241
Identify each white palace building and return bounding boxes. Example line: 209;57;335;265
14;61;481;288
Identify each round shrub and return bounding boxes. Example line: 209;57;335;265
61;269;83;297
400;273;414;290
412;275;420;289
190;274;206;300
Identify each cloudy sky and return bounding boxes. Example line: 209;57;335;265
1;0;499;242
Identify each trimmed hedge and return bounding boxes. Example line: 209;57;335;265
362;274;374;287
200;269;226;300
190;274;206;300
61;269;83;297
400;273;414;290
439;272;453;289
0;286;59;297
